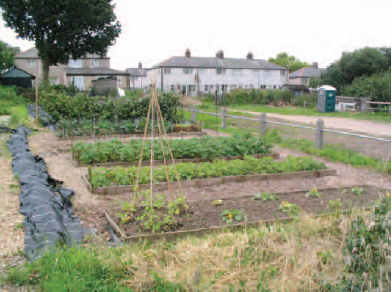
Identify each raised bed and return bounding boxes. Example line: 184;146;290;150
57;132;208;152
84;168;337;195
72;152;280;168
104;185;388;242
57;131;207;141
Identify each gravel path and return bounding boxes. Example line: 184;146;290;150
229;109;391;137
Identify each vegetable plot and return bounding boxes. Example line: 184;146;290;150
74;135;273;164
89;156;327;187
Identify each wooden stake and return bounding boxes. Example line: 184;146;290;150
35;82;39;123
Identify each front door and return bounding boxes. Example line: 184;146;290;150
72;77;84;90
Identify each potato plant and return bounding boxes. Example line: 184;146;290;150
74;134;273;164
90;156;327;187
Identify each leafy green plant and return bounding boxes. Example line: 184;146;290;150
254;192;278;201
90;156;327;187
221;210;244;223
74;135;273;164
116;212;130;224
212;200;223;206
122;201;136;212
328;199;342;209
278;201;302;216
305;188;321;198
351;187;365;196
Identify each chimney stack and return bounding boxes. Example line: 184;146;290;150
312;62;318;69
185;48;191;58
138;62;142;69
246;52;253;60
216;50;224;59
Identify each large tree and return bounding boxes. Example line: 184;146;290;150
0;40;18;72
0;0;121;80
269;52;308;72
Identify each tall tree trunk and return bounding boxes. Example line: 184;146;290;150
42;59;50;81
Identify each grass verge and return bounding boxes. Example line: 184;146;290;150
185;110;391;174
2;194;390;291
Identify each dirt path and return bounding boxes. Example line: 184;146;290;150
0;134;25;279
229;109;391;137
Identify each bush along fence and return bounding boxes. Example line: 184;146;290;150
7;125;84;259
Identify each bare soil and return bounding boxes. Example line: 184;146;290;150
106;186;385;238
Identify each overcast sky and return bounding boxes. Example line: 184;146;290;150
1;0;391;70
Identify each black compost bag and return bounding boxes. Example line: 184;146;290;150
7;125;84;259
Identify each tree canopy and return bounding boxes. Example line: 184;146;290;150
320;47;391;99
0;40;18;72
0;0;121;80
268;53;308;72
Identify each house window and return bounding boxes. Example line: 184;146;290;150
190;85;196;92
177;84;181;90
49;77;58;85
210;85;214;89
69;59;82;68
183;68;193;74
117;77;122;84
216;68;225;75
92;59;99;67
250;84;254;89
280;70;286;76
27;59;36;67
239;85;243;89
171;85;175;91
205;85;209;92
245;85;248;88
71;77;84;90
164;68;171;74
273;85;276;89
222;84;228;91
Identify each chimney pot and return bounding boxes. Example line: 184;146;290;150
246;52;253;60
216;50;224;59
185;48;191;58
312;62;318;69
138;62;142;69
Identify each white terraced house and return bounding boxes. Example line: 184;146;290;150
143;49;289;96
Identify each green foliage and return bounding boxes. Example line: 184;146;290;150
320;47;391;98
351;187;364;196
305;188;321;198
90;156;327;187
268;52;308;72
56;118;177;138
254;192;278;201
0;0;121;80
342;194;391;290
0;86;28;115
116;212;130;224
342;71;391;102
328;199;342;210
0;40;17;71
39;89;182;124
74;135;272;164
212;199;223;206
221;209;244;223
3;247;131;291
206;89;296;106
308;77;320;88
277;201;302;216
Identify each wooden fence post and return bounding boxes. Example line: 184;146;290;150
221;107;227;129
191;105;196;123
316;118;324;149
259;113;266;136
35;82;39;123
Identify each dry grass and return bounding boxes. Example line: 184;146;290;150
97;209;374;291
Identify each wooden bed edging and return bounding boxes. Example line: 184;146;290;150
85;168;338;195
73;153;280;168
57;131;207;141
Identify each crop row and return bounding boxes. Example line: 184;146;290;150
56;118;200;138
73;135;273;164
89;156;327;187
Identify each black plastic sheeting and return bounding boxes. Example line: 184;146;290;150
26;104;53;128
7;125;84;259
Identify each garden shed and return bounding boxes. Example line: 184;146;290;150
0;67;35;88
